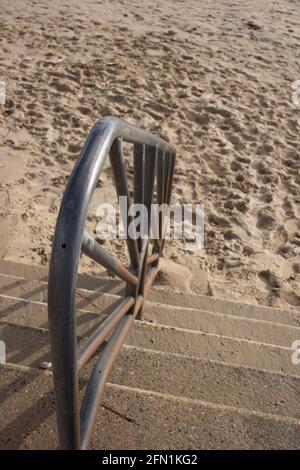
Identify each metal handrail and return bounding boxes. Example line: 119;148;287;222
48;116;176;449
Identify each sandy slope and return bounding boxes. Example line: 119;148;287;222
0;0;300;309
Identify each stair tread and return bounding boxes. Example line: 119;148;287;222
0;263;299;326
1;260;300;449
1;292;300;350
1;363;300;450
1;272;300;329
0;318;299;378
102;344;300;420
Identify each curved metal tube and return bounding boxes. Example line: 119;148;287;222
48;117;175;449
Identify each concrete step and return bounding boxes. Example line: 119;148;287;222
2;314;300;418
144;301;300;347
149;287;300;327
1;292;300;350
1;260;300;449
0;259;120;292
4;318;299;420
128;322;299;375
110;346;300;420
0;268;300;330
1;363;300;450
0;260;49;281
0;273;124;306
0;316;299;376
1;261;300;327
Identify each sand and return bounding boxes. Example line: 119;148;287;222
0;0;300;309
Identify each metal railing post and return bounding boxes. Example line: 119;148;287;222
48;117;176;449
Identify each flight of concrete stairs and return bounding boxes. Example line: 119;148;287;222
0;259;300;449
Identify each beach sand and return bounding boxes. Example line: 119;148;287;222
0;0;300;309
